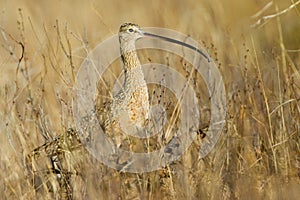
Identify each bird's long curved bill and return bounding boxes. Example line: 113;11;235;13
143;32;211;63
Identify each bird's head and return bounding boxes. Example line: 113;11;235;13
119;23;144;44
118;22;211;62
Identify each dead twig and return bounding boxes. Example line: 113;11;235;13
251;0;300;28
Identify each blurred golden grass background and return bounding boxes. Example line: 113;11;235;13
1;0;300;199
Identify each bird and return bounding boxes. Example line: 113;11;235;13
96;22;210;150
96;23;150;149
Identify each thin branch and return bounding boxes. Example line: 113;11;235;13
0;27;25;74
286;49;300;52
56;20;69;58
270;99;297;116
91;2;114;35
0;26;18;60
251;0;300;28
251;1;273;19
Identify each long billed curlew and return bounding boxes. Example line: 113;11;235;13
96;22;210;149
95;22;211;200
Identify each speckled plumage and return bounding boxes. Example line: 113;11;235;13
96;23;150;147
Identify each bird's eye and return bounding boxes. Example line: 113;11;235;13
128;28;134;32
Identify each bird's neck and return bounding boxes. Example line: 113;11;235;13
120;40;141;70
121;50;141;71
120;42;146;90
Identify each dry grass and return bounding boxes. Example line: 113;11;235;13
1;0;300;199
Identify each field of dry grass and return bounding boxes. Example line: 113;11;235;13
1;0;300;199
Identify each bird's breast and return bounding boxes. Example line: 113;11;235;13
127;85;150;127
